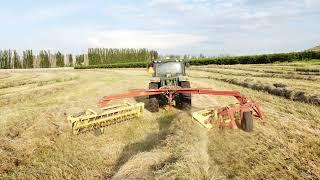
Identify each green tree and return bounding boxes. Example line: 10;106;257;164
23;50;34;68
39;50;50;68
0;50;12;69
8;50;12;69
55;51;65;67
0;50;5;68
13;50;22;69
87;48;159;65
75;54;85;66
67;54;73;67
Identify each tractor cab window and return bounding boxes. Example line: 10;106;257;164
155;62;183;77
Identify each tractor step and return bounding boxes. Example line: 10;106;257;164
68;102;144;134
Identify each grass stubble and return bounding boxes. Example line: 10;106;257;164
112;112;222;180
1;64;320;179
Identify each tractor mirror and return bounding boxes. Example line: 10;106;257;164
148;67;155;74
147;63;154;74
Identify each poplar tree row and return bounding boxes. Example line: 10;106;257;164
0;50;30;69
0;50;73;69
0;48;159;69
87;48;158;65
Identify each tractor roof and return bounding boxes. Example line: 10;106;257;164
153;59;184;63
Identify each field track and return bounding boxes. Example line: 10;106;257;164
0;67;319;179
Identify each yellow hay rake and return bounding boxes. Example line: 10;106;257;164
192;109;217;129
68;102;144;134
192;108;235;129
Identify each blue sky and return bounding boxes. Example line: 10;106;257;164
0;0;319;56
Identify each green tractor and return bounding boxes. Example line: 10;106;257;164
147;59;191;112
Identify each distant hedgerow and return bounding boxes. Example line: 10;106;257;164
189;51;320;65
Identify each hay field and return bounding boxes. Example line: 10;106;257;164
0;63;320;179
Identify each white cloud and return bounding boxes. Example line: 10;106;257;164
2;2;88;24
87;30;207;49
304;0;320;7
0;0;319;55
148;0;195;12
26;3;86;23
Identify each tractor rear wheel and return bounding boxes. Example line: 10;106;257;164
241;111;253;132
176;81;191;110
149;97;159;112
148;82;159;112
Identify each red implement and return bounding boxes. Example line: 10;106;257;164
98;87;264;130
100;87;248;107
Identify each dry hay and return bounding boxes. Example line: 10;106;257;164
0;104;70;177
190;67;318;81
0;137;23;174
207;76;320;106
0;73;11;80
295;67;320;73
273;83;287;88
2;68;320;179
112;112;222;180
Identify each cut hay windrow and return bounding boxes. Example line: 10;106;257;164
112;113;222;179
295;67;320;73
204;76;320;106
0;80;76;107
0;76;78;90
195;65;320;76
190;67;318;81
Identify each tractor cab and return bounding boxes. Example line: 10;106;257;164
152;60;185;77
147;58;191;111
148;59;188;87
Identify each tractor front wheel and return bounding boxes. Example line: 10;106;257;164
148;82;160;112
241;111;253;132
149;97;159;112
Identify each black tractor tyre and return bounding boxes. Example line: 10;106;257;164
181;94;191;110
148;82;160;112
149;82;167;107
149;82;158;101
149;97;159;112
241;111;254;132
176;81;192;110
